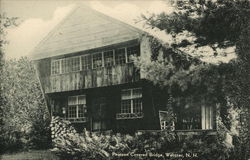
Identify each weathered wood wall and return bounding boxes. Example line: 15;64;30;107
35;59;139;94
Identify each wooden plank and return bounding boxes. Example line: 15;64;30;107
44;62;138;93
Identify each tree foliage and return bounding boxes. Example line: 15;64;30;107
0;57;50;152
136;1;250;157
138;0;250;106
143;0;250;49
0;14;50;152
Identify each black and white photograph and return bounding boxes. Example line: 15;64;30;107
0;0;249;159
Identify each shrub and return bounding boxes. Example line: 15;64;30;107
28;116;51;149
50;117;249;160
0;127;24;153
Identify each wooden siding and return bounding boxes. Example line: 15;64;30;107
31;6;142;60
35;59;139;93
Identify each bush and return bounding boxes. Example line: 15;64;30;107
0;127;24;153
50;117;249;160
28;116;51;149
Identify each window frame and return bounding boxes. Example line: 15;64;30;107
67;95;87;121
175;105;215;131
81;54;92;70
50;44;140;75
120;88;142;114
104;49;115;67
115;47;127;65
92;52;103;69
126;45;140;63
51;59;61;75
51;56;81;75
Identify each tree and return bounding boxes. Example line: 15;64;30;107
134;0;250;158
0;57;50;152
0;14;50;152
137;0;250;108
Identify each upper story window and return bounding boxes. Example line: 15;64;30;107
52;56;81;75
92;52;103;69
104;50;114;67
61;58;70;73
51;45;140;75
68;95;87;120
82;55;92;70
115;48;126;65
127;46;140;62
70;57;80;72
51;60;60;75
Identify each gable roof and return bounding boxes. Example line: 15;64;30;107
31;5;145;60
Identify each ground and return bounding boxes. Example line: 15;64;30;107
0;150;60;160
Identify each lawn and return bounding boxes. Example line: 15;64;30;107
0;150;60;160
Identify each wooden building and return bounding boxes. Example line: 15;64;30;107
31;6;216;133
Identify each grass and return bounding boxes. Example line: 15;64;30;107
0;150;60;160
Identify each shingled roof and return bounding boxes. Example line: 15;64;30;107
31;5;145;60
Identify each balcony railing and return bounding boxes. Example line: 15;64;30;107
116;112;144;120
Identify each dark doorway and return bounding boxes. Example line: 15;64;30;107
90;97;110;131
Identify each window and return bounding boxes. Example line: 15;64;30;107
127;45;140;62
176;105;201;130
121;88;142;114
52;56;81;75
115;48;126;65
61;57;80;73
51;44;140;75
68;95;87;121
116;88;143;119
61;58;70;73
175;105;214;130
51;60;61;75
104;50;114;67
82;55;92;70
92;52;103;69
70;57;80;72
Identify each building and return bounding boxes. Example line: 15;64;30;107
31;6;216;133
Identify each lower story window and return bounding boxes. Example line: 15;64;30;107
68;95;87;122
116;88;143;119
175;105;214;130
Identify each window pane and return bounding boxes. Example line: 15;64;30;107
121;89;131;100
68;105;77;118
78;104;86;118
121;100;131;113
61;58;69;73
82;55;91;70
51;60;60;75
78;95;86;104
127;46;140;62
132;98;142;113
132;88;142;99
176;105;201;130
68;96;77;105
115;48;126;65
93;52;103;69
104;50;114;67
71;57;80;72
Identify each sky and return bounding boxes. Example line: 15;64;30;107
1;0;236;63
